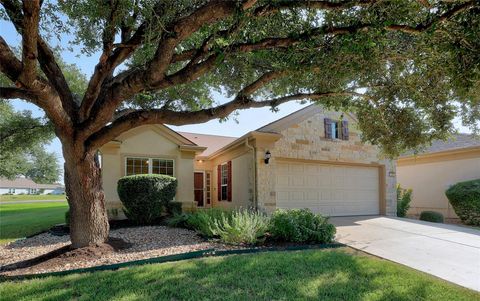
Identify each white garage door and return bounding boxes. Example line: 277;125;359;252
276;161;380;216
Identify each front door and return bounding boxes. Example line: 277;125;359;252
194;172;204;207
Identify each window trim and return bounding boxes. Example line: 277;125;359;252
124;156;175;177
220;163;229;201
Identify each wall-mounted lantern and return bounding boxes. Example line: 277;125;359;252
264;150;271;164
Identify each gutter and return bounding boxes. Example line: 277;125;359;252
245;138;257;210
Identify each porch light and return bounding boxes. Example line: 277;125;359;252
264;150;271;164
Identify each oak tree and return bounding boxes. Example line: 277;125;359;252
0;0;478;248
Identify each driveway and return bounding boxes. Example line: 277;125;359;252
331;216;480;291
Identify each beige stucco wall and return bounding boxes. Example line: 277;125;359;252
100;126;194;219
209;151;254;210
397;155;480;219
255;110;397;216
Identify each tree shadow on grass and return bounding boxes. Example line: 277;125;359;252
1;249;477;301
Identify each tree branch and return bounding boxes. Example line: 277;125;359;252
2;0;77;121
19;0;40;86
0;86;41;103
0;36;23;82
86;90;362;151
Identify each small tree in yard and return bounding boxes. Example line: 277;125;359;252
0;1;479;248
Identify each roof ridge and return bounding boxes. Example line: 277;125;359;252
177;131;238;139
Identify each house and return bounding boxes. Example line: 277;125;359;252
100;104;397;219
397;134;480;219
0;177;65;195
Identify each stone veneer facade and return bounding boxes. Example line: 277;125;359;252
254;109;397;216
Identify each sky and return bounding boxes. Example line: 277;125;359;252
0;17;471;166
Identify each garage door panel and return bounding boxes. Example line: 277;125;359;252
276;161;379;216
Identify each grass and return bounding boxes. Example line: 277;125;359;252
0;202;69;244
0;194;66;202
0;249;478;301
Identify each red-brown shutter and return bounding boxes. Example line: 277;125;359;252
324;118;332;138
217;165;221;201
227;161;232;202
341;120;349;140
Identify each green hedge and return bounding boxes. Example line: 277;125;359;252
445;179;480;225
117;174;177;225
419;211;444;223
269;209;336;243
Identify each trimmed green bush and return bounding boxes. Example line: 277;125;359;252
445;179;480;225
269;209;336;243
419;211;444;223
396;184;412;217
117;174;177;225
166;201;183;216
210;209;269;245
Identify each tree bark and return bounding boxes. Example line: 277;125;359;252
64;147;109;248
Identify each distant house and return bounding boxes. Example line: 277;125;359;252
0;177;64;195
397;134;480;219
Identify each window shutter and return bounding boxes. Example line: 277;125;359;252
227;161;232;202
324;118;332;138
341;120;349;140
217;165;221;201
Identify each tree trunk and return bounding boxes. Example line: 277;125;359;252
64;148;109;249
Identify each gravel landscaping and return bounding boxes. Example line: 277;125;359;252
0;226;224;276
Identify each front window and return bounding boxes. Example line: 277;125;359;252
152;159;174;176
206;172;211;205
221;164;228;201
126;157;174;176
331;122;339;139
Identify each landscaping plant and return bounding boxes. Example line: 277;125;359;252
117;174;177;225
445;179;480;225
419;211;444;223
210;209;269;245
269;209;336;243
396;184;413;217
168;209;231;238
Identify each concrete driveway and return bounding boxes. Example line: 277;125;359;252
331;216;480;291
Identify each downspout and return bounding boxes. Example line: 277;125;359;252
245;138;257;210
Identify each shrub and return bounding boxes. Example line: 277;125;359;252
419;211;444;223
269;209;336;243
445;179;480;225
166;201;183;216
117;174;177;225
167;213;191;228
65;211;70;226
396;184;412;217
210;209;269;245
185;209;230;237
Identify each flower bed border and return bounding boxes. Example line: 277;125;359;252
0;243;344;281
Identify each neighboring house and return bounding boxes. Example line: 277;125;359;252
0;177;65;195
101;105;397;219
397;134;480;219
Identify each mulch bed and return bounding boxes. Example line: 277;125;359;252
0;226;224;276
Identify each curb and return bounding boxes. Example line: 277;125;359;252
0;243;344;281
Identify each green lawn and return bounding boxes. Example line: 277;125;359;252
1;249;477;301
0;202;69;244
0;194;66;202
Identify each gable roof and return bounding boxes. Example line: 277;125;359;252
178;132;237;157
0;177;63;189
256;103;357;133
402;133;480;157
